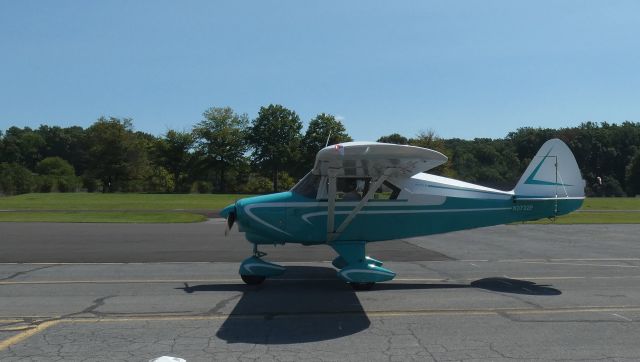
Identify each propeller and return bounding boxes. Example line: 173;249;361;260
224;208;236;236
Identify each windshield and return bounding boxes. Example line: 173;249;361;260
291;172;321;199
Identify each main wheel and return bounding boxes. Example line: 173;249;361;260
241;275;266;285
350;282;375;291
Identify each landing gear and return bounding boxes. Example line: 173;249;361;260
330;241;396;287
239;244;285;285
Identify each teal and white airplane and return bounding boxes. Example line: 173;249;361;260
221;138;585;289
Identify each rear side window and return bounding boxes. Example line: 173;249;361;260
373;181;401;200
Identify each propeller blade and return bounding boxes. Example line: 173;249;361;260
224;211;236;236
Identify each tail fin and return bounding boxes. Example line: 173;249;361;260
513;139;585;199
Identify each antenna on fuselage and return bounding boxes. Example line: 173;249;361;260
325;130;332;148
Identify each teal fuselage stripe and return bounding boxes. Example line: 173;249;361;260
234;192;584;245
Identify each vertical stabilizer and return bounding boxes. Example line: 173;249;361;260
513;139;585;198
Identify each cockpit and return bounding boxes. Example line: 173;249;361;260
291;172;401;201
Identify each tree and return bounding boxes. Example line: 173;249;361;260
0;163;34;195
301;113;352;172
247;104;303;192
36;125;88;175
377;133;408;145
155;130;195;192
193;107;248;193
84;117;150;192
626;150;640;196
409;130;455;177
0;127;45;169
34;157;79;192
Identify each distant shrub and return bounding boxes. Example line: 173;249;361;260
82;176;99;193
191;180;213;194
145;166;175;193
34;157;80;192
0;162;35;195
276;171;296;192
626;151;640;197
241;174;272;194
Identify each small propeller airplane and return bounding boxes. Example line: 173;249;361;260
221;138;585;290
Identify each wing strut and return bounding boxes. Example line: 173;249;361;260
327;169;395;242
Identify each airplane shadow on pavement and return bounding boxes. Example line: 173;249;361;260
178;267;561;344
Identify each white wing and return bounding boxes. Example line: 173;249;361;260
312;141;448;178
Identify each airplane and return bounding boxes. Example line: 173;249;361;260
221;138;585;290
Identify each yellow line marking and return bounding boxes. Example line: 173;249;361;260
0;319;23;323
0;325;36;332
0;320;60;351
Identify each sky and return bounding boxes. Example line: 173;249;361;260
1;1;639;141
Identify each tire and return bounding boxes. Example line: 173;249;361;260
241;274;266;285
350;282;375;291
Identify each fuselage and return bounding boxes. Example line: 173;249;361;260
223;172;584;245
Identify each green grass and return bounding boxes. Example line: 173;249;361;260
0;193;254;211
581;197;640;211
0;211;206;223
0;193;638;224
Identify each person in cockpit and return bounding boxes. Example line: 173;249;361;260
342;180;362;201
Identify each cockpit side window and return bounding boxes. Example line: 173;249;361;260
290;172;321;199
317;177;401;201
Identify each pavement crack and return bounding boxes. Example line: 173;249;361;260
62;295;116;319
0;265;55;281
204;294;241;316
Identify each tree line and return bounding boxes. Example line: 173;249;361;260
1;104;639;197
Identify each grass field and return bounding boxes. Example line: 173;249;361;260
0;193;638;223
0;193;253;211
0;193;251;223
0;211;206;223
581;197;640;211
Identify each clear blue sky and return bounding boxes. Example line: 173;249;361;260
1;1;639;141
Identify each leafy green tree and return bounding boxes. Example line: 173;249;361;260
0;127;45;169
84;117;150;192
0;163;34;195
301;113;352;171
144;166;175;193
377;133;408;145
35;156;75;176
155;130;195;192
446;138;520;189
409;130;455;177
34;157;79;192
626;150;640;196
36;125;88;175
247;104;303;192
193;107;249;193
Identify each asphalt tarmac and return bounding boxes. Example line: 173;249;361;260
1;222;640;361
0;219;450;263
